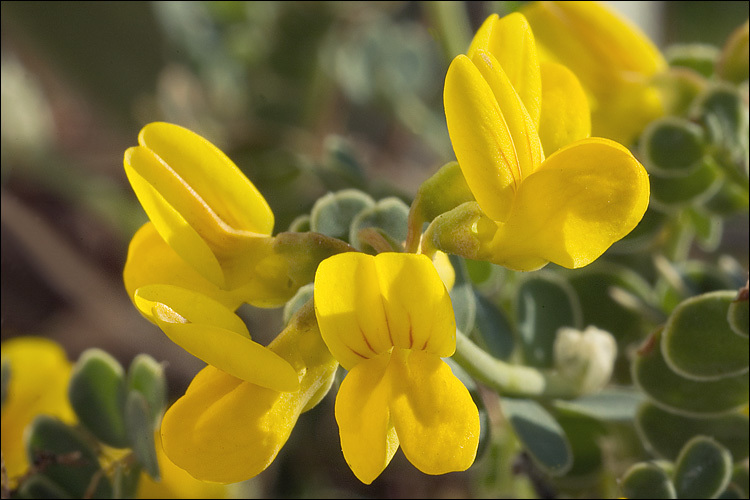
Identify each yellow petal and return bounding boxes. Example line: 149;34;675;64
470;49;543;179
161;303;338;483
389;349;480;475
538;61;591;155
444;55;519;222
124;155;225;286
137;122;274;238
314;252;393;370
124;222;244;312
1;337;76;482
136;431;231;499
373;253;456;358
485;138;650;270
136;285;299;392
469;13;542;128
335;353;399;485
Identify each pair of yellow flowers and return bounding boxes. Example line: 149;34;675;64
121;3;653;486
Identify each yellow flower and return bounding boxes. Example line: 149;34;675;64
159;301;338;484
124;122;294;304
441;13;650;272
1;337;76;485
521;1;667;145
314;252;479;484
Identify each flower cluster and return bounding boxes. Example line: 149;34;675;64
119;2;650;488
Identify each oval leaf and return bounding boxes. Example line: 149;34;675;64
673;436;733;499
501;397;573;476
621;462;677;499
634;329;749;415
662;290;749;380
309;189;374;241
125;391;160;480
636;402;749;462
68;348;128;448
127;354;167;427
516;272;582;367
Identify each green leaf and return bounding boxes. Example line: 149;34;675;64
500;397;573;476
633;328;749;416
25;415;112;498
620;462;677;499
636;402;749;462
449;255;477;338
703;178;749;216
472;291;515;361
349;197;409;252
640;116;706;177
730;463;750;498
673;436;733;499
552;387;646;422
515;272;582;368
567;263;654;343
68;348;128;448
125;391;160;480
688;207;723;252
662;290;749;380
309;189;374;241
553;411;605;478
650;155;722;209
288;214;311;232
666;43;719;78
127;354;166;427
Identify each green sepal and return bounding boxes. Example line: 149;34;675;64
127;354;166;427
125;391;160;481
15;474;72;499
673;435;733;499
500;397;573;477
640;117;706;177
405;161;474;252
24;415;113;498
662;290;749;381
666;43;719;78
727;283;749;337
309;189;374;241
635;402;749;462
273;230;355;290
421;201;486;261
633;328;749;416
349;196;409;252
68;348;128;448
515;272;582;368
620;462;677;499
717;20;749;84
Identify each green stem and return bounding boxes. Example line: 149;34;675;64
452;331;584;400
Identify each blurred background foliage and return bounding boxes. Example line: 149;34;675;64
1;1;748;498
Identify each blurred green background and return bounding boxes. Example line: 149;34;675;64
1;2;748;498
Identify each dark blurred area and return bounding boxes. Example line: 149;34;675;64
1;1;748;497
